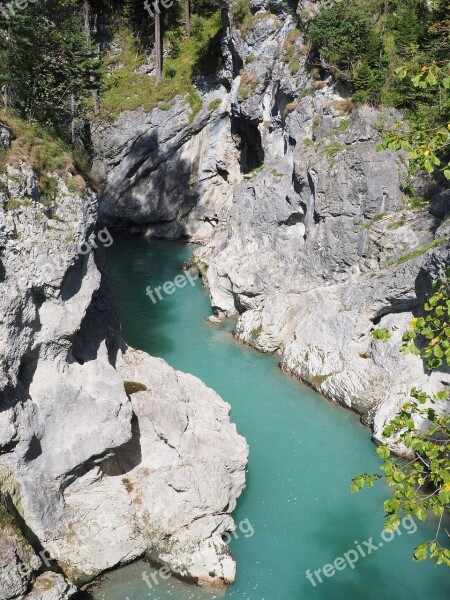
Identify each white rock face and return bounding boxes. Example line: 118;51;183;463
0;524;41;600
24;574;77;600
46;349;247;586
91;4;449;438
0;147;248;593
93;95;242;242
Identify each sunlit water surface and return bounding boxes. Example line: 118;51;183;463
91;235;449;600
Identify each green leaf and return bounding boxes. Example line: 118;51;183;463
434;345;444;359
373;328;392;341
413;543;429;562
376;446;390;459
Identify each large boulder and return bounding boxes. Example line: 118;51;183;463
0;160;248;590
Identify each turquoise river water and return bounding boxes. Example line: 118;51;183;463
93;234;449;600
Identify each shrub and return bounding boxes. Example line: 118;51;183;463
208;99;221;111
165;66;177;79
186;90;203;122
169;41;181;59
238;72;260;101
231;0;252;33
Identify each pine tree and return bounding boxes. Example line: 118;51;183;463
394;2;421;55
0;0;101;139
155;8;162;84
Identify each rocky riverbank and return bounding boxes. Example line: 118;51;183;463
0;121;248;599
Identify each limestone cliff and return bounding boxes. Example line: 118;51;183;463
94;2;449;440
0;122;248;599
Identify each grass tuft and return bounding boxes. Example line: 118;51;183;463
99;14;221;120
397;237;446;264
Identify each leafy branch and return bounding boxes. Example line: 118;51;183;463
402;266;450;370
377;63;450;179
351;269;450;566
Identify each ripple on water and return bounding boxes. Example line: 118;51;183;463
91;235;450;600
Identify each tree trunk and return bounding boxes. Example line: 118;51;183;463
91;88;100;117
380;0;389;60
185;0;190;37
70;93;76;144
2;85;11;109
82;0;100;116
82;0;90;34
155;10;162;84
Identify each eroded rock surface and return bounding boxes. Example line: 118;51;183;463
93;95;242;242
24;574;77;600
0;146;248;594
0;524;41;600
93;3;449;437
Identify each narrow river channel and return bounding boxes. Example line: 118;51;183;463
92;234;449;600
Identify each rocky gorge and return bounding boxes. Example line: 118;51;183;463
0;0;449;598
0;119;248;599
94;0;449;442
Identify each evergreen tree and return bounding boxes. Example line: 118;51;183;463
394;3;422;55
0;0;101;141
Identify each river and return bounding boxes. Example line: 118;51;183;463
91;234;449;600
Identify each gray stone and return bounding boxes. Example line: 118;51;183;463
0;524;41;600
24;574;77;600
0;158;248;590
0;124;11;149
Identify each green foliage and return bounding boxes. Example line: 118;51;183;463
408;196;428;209
39;175;59;207
231;0;253;33
377;64;450;179
308;1;385;103
387;218;406;229
169;41;181;59
237;72;261;101
353;269;450;566
374;386;450;566
165;66;177;79
307;0;449;118
397;237;446;265
0;109;83;194
100;13;221;119
0;491;13;527
324;141;343;156
191;0;220;18
283;29;302;75
191;15;205;41
373;328;392;341
0;0;102;140
208;99;222;111
186;90;203;122
5;198;30;211
402;267;450;369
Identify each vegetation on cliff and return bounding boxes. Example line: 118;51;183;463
0;0;222;171
100;10;222;118
307;0;450;178
353;268;450;567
